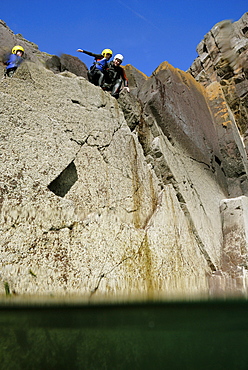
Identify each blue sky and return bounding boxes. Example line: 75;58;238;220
1;0;247;76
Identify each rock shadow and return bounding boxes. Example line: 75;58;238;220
48;161;78;197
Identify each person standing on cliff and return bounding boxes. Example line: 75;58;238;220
77;48;112;86
103;54;129;98
4;45;24;78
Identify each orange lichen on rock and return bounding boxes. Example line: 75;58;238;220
153;61;208;97
206;82;232;127
123;64;149;80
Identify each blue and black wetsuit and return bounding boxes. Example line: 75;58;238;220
5;53;23;77
82;50;108;86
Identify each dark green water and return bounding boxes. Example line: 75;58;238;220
0;300;248;369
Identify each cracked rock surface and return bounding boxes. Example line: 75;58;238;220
1;15;248;300
0;62;213;299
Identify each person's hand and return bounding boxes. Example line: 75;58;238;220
77;49;83;52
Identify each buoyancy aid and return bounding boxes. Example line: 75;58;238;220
6;53;23;70
91;57;108;72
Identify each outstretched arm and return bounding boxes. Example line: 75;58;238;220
77;49;103;59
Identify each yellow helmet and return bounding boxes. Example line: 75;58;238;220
101;48;113;57
12;45;25;54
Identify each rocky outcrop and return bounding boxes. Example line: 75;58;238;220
123;64;148;95
0;63;162;298
60;54;88;78
0;20;51;66
136;60;248;297
0;20;88;77
45;54;88;77
1;16;248;300
188;13;248;138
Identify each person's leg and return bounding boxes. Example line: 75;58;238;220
87;70;93;83
96;70;105;86
88;70;105;86
111;79;122;98
101;82;112;91
6;67;17;77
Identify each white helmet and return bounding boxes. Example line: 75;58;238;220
114;54;124;63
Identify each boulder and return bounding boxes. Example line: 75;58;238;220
123;64;148;96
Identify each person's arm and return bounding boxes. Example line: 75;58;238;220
6;54;16;66
121;67;129;91
77;49;103;59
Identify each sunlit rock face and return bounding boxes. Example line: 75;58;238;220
136;58;248;298
1;15;248;300
188;13;248;138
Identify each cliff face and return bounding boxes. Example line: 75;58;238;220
188;13;248;138
1;16;248;300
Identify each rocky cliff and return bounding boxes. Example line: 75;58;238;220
189;12;248;137
1;14;248;300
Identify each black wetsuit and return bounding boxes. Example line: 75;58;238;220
104;61;129;98
82;50;108;86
